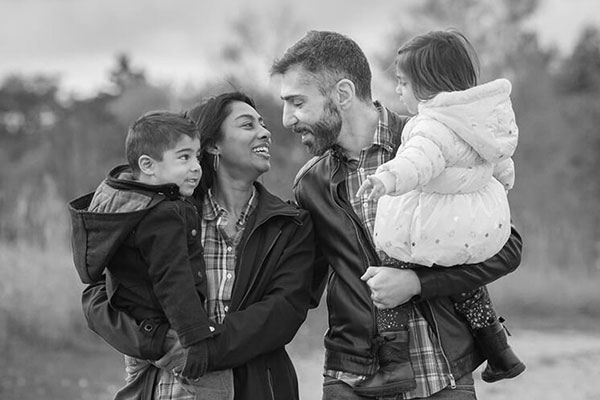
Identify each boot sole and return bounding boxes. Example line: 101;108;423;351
482;362;526;383
354;380;417;397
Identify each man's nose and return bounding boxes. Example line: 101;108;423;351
282;103;297;129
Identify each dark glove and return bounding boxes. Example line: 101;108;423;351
181;341;209;380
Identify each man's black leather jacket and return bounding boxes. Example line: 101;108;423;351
293;108;523;382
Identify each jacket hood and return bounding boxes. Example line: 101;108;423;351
418;78;518;163
68;165;170;283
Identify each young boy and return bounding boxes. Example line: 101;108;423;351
69;111;233;398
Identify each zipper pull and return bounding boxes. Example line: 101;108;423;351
449;373;456;389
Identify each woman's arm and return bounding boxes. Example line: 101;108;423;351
205;210;315;370
82;279;168;360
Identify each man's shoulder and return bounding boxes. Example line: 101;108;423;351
293;153;329;188
386;109;411;132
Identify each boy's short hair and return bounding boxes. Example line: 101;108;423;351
270;30;373;101
125;111;199;176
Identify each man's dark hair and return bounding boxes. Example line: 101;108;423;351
125;111;199;177
271;30;373;101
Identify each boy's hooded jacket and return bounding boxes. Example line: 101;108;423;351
76;168;316;400
69;164;215;348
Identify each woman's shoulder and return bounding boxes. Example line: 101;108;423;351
255;183;310;223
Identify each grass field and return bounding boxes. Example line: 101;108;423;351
1;242;599;399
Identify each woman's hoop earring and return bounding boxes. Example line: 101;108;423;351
213;153;220;171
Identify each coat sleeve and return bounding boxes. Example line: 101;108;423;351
414;225;522;299
205;210;315;370
81;278;168;360
493;157;515;190
374;121;452;195
136;204;214;347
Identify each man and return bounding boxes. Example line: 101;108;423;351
270;30;522;399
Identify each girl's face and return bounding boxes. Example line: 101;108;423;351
216;101;272;181
395;69;419;115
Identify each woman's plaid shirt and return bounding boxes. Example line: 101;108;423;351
152;187;257;400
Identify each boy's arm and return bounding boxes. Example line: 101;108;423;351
138;204;214;347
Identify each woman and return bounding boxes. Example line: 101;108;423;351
82;92;315;400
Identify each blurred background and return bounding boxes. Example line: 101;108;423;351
1;0;599;399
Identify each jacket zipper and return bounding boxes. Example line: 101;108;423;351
331;160;379;354
267;367;276;400
425;300;456;389
237;230;282;308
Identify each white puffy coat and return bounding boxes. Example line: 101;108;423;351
373;79;518;266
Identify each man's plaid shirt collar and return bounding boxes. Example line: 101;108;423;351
330;101;395;162
372;101;396;154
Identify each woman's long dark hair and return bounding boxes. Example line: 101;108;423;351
185;92;256;197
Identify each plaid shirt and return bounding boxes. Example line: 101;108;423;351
153;187;257;400
325;104;451;399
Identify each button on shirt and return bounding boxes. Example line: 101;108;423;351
328;102;451;399
200;187;257;324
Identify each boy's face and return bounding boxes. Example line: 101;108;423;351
153;135;202;197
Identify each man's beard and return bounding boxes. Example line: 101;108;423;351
305;99;342;156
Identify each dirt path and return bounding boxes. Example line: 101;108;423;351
475;329;600;400
292;328;600;400
2;328;599;399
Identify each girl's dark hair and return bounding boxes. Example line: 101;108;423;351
185;91;256;194
396;29;480;101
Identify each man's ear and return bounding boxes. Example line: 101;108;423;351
335;79;356;109
138;155;155;175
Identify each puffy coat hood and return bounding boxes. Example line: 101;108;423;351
418;78;518;163
68;165;178;283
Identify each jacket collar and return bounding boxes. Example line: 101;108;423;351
196;181;300;225
106;164;181;200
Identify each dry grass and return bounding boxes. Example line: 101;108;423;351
0;241;87;347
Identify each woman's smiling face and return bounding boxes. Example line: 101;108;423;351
216;100;272;180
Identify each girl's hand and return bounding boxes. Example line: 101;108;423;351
356;175;386;202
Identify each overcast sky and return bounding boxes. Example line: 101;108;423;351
1;0;599;97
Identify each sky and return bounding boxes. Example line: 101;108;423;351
1;0;599;97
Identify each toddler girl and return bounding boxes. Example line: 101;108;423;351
355;30;525;397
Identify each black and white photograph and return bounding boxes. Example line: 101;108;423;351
1;0;599;399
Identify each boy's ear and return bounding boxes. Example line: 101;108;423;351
335;78;355;109
138;155;155;175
